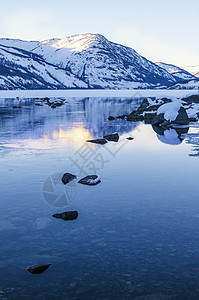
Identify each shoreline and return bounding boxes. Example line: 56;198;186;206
0;89;198;99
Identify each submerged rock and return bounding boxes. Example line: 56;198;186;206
78;175;101;185
108;116;115;121
51;104;56;109
103;133;119;142
53;211;78;221
62;173;76;185
87;139;107;145
12;106;22;109
116;115;126;119
27;263;51;274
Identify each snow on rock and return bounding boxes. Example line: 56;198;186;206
185;103;199;119
157;101;182;121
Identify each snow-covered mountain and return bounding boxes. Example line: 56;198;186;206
155;62;196;81
0;33;177;90
183;65;199;77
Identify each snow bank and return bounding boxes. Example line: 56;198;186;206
157;101;182;121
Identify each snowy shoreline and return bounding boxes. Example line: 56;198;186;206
0;89;198;99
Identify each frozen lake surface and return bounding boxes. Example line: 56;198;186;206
0;95;199;299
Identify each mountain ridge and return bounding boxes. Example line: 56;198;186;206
0;33;196;90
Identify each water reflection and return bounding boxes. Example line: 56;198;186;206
152;125;189;145
0;97;142;155
1;97;199;156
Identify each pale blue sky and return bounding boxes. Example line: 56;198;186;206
1;0;198;67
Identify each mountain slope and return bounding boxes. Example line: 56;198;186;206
0;33;177;90
156;62;196;81
168;78;199;90
0;42;87;89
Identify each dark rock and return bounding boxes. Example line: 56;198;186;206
161;97;172;103
78;175;101;185
175;126;189;135
27;263;51;274
13;106;22;109
116;115;126;119
108;116;115;121
53;102;64;107
129;109;143;116
152;113;165;125
35;103;43;106
152;125;165;136
145;104;162;111
126;114;144;121
189;116;198;122
144;112;157;124
182;94;199;103
62;173;76;185
53;211;78;221
44;97;50;101
174;107;189;125
137;98;150;112
87;139;107;145
160;120;171;128
103;133;119;142
51;104;57;109
126;137;134;140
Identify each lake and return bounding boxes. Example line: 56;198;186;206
0;96;199;300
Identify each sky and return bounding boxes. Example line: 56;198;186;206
0;0;198;67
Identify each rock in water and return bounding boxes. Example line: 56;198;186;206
87;139;107;145
152;113;165;125
108;116;115;121
126;137;134;140
174;107;189;125
62;173;76;185
53;211;78;221
103;133;119;142
27;264;51;274
78;175;101;185
144;112;157;124
116;115;126;119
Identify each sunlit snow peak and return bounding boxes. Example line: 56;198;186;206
40;33;104;52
